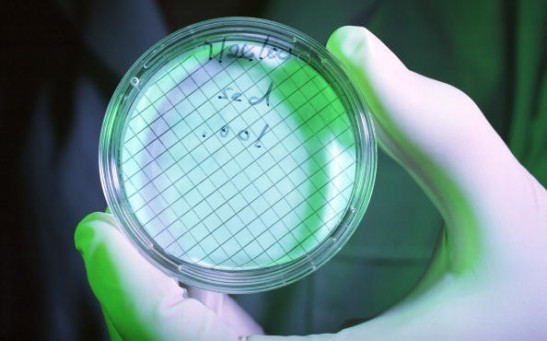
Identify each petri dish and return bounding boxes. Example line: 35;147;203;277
99;17;376;294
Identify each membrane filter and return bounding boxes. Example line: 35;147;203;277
99;17;376;293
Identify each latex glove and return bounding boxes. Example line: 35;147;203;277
75;212;263;340
250;26;547;340
76;26;547;341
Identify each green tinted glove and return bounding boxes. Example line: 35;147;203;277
76;26;547;340
75;212;263;340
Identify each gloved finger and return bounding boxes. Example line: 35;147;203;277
75;212;249;340
105;205;256;331
104;207;254;324
326;26;547;272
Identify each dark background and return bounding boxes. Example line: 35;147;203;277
1;0;545;340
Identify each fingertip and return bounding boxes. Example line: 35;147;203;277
327;25;407;76
75;212;116;256
327;26;367;56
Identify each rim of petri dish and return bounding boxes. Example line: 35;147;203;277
99;17;376;294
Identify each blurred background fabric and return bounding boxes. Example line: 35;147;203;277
1;0;545;339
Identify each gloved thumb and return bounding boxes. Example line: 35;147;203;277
326;26;547;275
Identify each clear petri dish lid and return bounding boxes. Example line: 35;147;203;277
99;17;376;294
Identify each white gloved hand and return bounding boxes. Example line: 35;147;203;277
250;26;547;340
75;212;263;341
76;25;547;341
